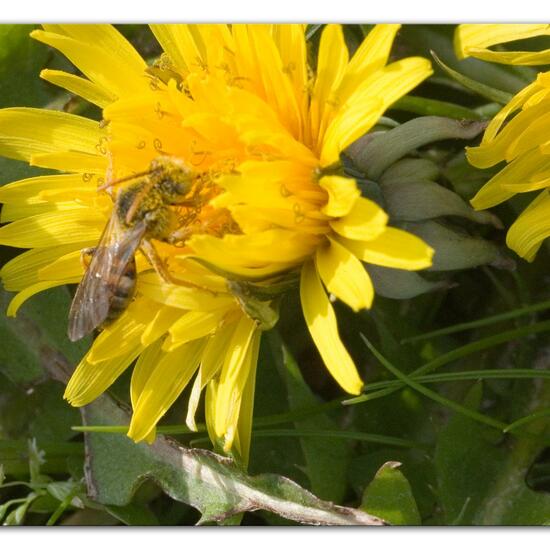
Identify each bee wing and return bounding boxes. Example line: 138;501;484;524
67;215;146;342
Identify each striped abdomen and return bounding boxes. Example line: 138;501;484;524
104;256;137;323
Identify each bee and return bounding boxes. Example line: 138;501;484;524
67;156;199;342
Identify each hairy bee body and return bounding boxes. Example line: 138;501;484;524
67;156;196;342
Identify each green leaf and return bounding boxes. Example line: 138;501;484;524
0;291;44;384
0;25;66;187
392;95;484;120
0;287;90;385
76;392;384;525
431;51;513;105
104;503;159;526
268;331;352;504
435;379;550;525
360;461;421;525
0;25;53;108
347;117;487;181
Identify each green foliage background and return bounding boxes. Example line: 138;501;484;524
2;24;550;526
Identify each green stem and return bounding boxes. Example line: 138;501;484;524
46;486;81;526
191;428;425;449
503;408;550;433
345;369;550;405
402;299;550;344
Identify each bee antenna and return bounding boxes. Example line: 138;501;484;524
98;169;153;191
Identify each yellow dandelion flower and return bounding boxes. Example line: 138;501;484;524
104;23;433;395
0;24;434;459
456;24;550;261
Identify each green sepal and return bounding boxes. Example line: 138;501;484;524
365;264;452;300
347;116;487;181
403;221;515;272
381;178;501;227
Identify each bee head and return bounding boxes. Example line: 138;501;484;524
152;156;196;203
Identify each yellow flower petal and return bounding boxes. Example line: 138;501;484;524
466;49;550;66
205;379;220;450
0;107;105;162
467;99;550;169
311;24;348;145
455;24;550;61
0;174;97;205
31;29;146;98
338;24;401;102
128;338;206;442
272;25;308;127
30;152;108;173
248;26;302;138
0;201;88;224
214;316;260;450
330;196;388;241
212;317;256;435
0;209;105;248
481;79;542;144
0;244;80;291
87;299;162;364
129;339;165;443
7;279;78;317
469;177;516;212
300;261;363;395
506;190;550;261
140;306;183;347
341;227;434;270
321;99;381;167
321;57;432;165
232;331;260;466
64;344;143;407
43;24;146;74
470;148;550;210
186;323;235;432
316;237;374;311
229;205;329;236
40;69;115;108
164;310;227;351
131;339;164;410
38;250;85;281
218;160;316;211
319;175;360;217
188;230;321;268
137;271;235;311
150;24;202;74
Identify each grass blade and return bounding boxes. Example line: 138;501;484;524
402;299;550;344
360;334;506;430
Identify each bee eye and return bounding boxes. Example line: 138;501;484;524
177;182;192;194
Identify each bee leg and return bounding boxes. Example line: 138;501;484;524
140;239;219;295
80;247;96;270
165;227;192;247
140;239;175;284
